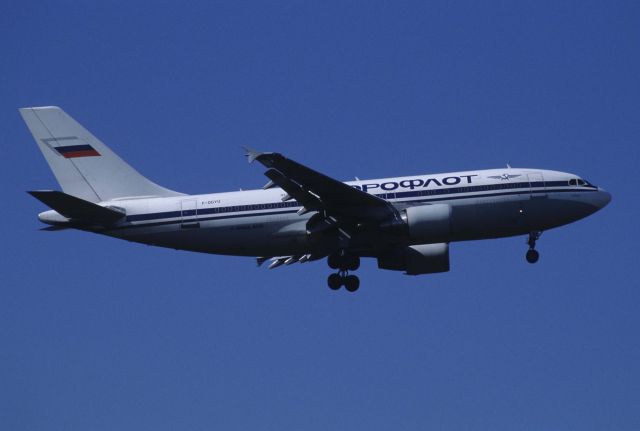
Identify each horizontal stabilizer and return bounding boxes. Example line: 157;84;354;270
28;190;125;224
39;225;69;232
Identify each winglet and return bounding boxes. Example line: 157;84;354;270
243;147;263;164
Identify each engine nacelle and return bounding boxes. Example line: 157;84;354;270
377;243;450;275
403;204;452;243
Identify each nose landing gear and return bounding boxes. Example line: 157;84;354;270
327;252;361;292
526;249;539;264
526;231;542;263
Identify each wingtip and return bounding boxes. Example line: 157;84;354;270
40;225;68;232
27;190;56;198
19;106;61;112
27;190;47;198
242;146;262;163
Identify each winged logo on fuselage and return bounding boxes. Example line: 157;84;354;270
488;173;522;181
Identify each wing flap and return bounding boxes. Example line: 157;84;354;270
264;169;323;211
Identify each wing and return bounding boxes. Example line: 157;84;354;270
245;148;398;224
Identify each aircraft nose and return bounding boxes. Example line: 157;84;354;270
595;188;612;209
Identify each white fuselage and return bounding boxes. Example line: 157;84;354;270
22;107;611;281
90;168;610;258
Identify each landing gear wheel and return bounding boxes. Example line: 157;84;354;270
344;275;360;292
327;273;342;290
328;252;360;271
327;254;341;270
526;249;539;264
346;255;360;271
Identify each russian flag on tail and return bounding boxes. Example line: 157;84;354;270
55;144;101;158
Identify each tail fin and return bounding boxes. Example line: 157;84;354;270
20;106;183;202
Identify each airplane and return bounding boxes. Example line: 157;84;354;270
21;106;611;292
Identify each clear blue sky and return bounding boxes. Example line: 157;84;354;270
1;1;638;429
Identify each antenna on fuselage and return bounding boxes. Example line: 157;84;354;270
506;163;512;169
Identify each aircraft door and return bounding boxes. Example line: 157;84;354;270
528;173;547;199
181;199;200;228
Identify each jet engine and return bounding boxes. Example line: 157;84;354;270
403;204;452;243
377;243;450;275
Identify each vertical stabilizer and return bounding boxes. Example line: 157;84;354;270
20;106;182;202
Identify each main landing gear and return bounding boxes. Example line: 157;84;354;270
327;272;360;292
327;252;360;292
526;231;542;264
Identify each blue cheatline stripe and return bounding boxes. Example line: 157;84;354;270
112;184;598;231
128;210;182;221
117;209;299;230
126;200;300;222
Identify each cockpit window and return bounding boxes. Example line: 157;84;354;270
569;178;595;187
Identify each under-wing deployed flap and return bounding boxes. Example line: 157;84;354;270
264;168;323;211
28;190;126;225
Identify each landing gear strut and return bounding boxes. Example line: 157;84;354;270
327;251;360;292
327;252;359;271
526;231;541;264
